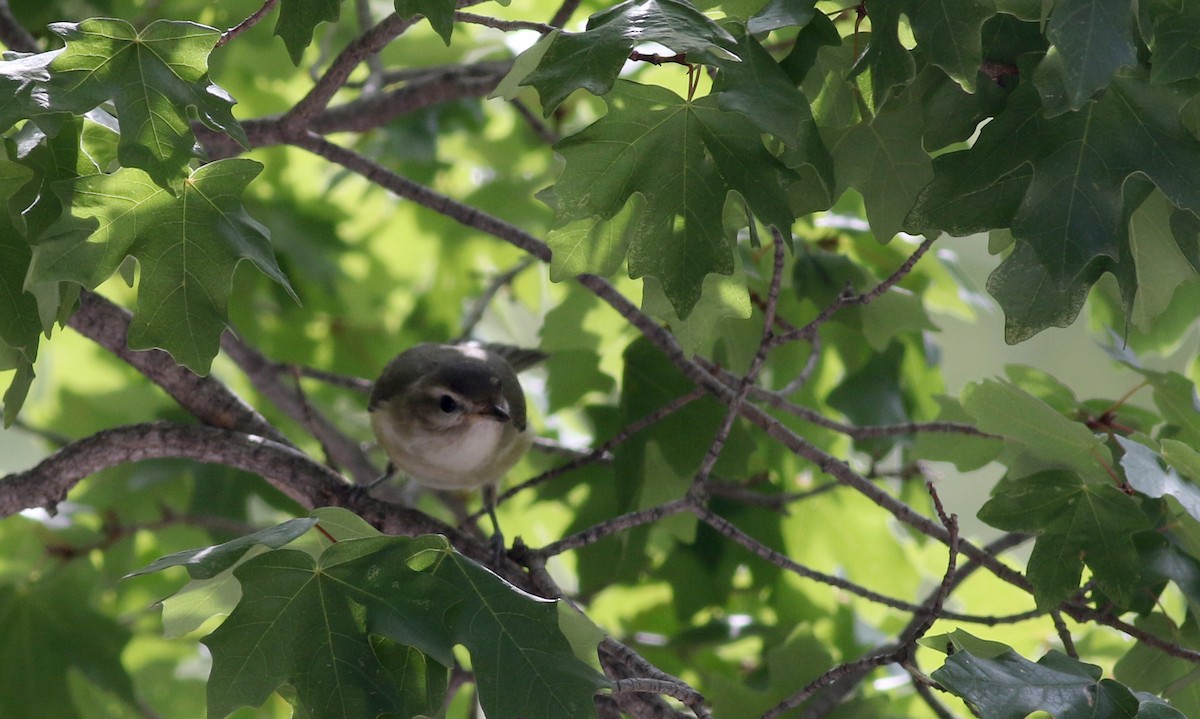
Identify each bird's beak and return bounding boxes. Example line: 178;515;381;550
480;404;510;423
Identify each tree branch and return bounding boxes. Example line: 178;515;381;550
219;332;380;485
69;291;289;446
0;0;37;52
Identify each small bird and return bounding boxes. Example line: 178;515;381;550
367;342;544;555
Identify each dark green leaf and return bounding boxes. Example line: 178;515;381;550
325;536;610;719
979;470;1150;608
828;91;932;240
1034;0;1137;115
29;159;297;373
518;0;738;112
911;69;1200;340
746;0;815;34
907;0;997;93
934;645;1184;719
550;82;797;317
275;0;342;64
203;548;401;719
43;19;247;188
1140;1;1200;85
394;0;457;44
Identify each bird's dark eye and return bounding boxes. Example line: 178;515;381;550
438;395;458;413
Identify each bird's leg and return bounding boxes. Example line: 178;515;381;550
357;462;395;493
482;483;505;563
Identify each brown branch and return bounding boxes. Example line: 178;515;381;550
0;422;330;515
280;13;419;135
0;421;527;572
493;387;705;508
68;291;289;446
197;61;512;159
219;333;380;485
454;11;554;33
288;131;553;261
0;0;38;52
772;235;938;347
217;0;279;49
612;679;711;719
539;497;695;556
601;639;709;719
771;483;961;719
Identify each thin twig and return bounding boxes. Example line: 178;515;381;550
454;11;555;33
217;0;279;49
539;497;694;556
493;387;705;508
1051;610;1078;659
771;235;938;347
455;256;539;341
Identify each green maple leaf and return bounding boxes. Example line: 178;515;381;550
1034;0;1137;115
907;0;997;93
394;0;457;44
934;645;1185;719
203;535;607;719
550;81;798;317
861;0;997;102
517;0;738;112
979;470;1151;609
961;378;1105;474
28;158;296;374
203;548;404;719
828;92;933;241
908;69;1200;340
330;536;609;719
275;0;342;64
1140;0;1200;85
42;18;247;188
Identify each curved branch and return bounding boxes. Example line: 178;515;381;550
0;422;331;515
0;422;522;571
69;291;289;445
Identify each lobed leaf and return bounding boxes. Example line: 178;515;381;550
979;470;1150;609
394;0;457;44
517;0;738;112
934;642;1185;719
909;69;1200;341
275;0;342;64
29;159;297;373
1034;0;1137;115
42;18;247;188
550;82;797;317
